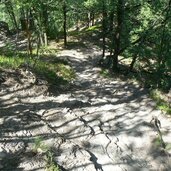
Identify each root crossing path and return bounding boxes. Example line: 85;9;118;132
0;43;171;171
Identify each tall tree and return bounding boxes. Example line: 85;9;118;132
102;0;107;58
63;0;67;47
4;0;18;30
112;0;125;72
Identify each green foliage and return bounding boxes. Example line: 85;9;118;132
33;137;49;153
38;46;59;55
153;137;162;148
137;2;160;30
69;24;100;38
99;69;111;78
33;60;75;85
85;25;101;31
153;137;171;152
0;55;25;68
84;0;98;10
32;137;61;171
0;53;75;86
46;151;61;171
165;143;171;151
56;63;76;81
150;90;171;115
0;0;170;93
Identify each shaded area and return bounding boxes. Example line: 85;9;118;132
0;41;171;171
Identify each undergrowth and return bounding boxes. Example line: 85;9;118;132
33;137;61;171
0;54;75;85
99;69;111;78
0;55;25;68
69;24;101;37
99;65;171;116
150;90;171;115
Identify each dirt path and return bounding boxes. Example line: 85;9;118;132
0;42;171;171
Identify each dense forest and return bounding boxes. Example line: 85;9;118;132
0;0;171;171
0;0;171;85
0;0;171;88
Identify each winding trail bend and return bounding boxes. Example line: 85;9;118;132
0;42;171;171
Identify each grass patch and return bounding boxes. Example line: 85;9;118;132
33;137;50;154
85;25;101;31
0;54;75;86
33;137;61;171
56;63;75;81
153;137;171;152
150;89;171;115
153;137;161;148
69;24;101;37
35;61;75;84
46;151;61;171
0;55;25;68
99;69;111;78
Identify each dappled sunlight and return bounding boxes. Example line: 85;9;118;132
0;37;171;171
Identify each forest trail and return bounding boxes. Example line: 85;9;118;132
0;41;171;171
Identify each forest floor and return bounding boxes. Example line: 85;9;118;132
0;34;171;171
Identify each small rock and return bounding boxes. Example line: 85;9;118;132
63;107;70;113
0;118;4;125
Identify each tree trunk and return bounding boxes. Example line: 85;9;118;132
112;0;125;72
91;12;95;26
76;15;79;31
25;10;32;55
102;0;107;58
129;55;138;72
109;9;114;32
109;0;115;56
42;4;48;46
87;12;91;27
129;40;143;72
4;0;18;30
63;0;67;47
44;33;47;46
158;0;171;72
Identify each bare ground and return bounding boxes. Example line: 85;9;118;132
0;41;171;171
